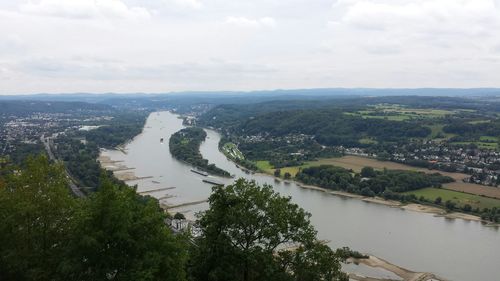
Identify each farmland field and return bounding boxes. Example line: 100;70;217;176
344;104;459;122
405;188;500;209
255;160;274;172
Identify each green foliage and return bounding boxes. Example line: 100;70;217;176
63;178;187;281
445;200;456;210
296;165;454;197
2;141;45;166
0;155;187;281
207;108;431;146
335;247;369;259
189;178;347;281
255;160;274;172
170;127;230;177
174;212;186;220
444;121;500;139
360;166;376;178
274;169;281;177
85;111;148;149
54;137;101;187
0;155;75;281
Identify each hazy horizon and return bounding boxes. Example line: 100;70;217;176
2;87;500;97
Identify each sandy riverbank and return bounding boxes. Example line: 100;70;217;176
348;255;447;281
401;203;489;223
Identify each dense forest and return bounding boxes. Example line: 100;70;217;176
237;109;431;145
169;127;231;177
444;120;500;139
0;156;349;281
84;111;148;148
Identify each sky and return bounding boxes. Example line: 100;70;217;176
0;0;500;94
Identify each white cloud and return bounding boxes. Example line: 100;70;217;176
168;0;203;9
335;0;499;37
225;16;276;28
1;0;500;94
20;0;151;20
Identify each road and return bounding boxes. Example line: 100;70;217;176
41;135;85;197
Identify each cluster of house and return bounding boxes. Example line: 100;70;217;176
242;133;312;144
0;112;112;158
342;142;500;187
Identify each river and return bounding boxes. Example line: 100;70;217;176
101;111;499;281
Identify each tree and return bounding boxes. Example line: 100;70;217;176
189;178;347;281
284;172;291;180
174;212;186;220
360;166;376;178
0;155;188;281
445;200;456;211
274;169;281;177
434;197;442;205
0;155;76;281
462;204;472;212
63;177;187;281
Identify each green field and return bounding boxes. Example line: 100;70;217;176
451;141;498;150
405;188;500;209
426;124;456;139
345;104;457;122
359;137;378;144
479;136;499;142
450;136;499;150
345;112;410;121
256;161;310;177
468;120;491;125
255;160;274;173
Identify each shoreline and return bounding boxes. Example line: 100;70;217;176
254;168;493;225
347;255;448;281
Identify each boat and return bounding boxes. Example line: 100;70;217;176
152;180;160;184
202;178;224;186
190;169;208;176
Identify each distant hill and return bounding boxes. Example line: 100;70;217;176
0;100;111;115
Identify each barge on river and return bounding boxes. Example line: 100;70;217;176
191;169;209;177
202;178;224;186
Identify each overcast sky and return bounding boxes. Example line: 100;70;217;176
1;0;500;94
